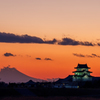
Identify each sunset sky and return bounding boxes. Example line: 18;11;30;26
0;0;100;79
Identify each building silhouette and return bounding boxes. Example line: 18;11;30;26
73;64;92;81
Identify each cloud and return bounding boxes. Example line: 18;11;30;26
73;53;100;58
0;32;97;46
92;53;97;57
58;37;79;45
80;41;95;46
97;43;100;46
44;58;52;60
35;57;53;60
86;55;93;58
44;39;57;44
92;53;100;58
35;58;41;60
73;53;85;57
0;32;56;44
4;53;16;57
58;37;95;46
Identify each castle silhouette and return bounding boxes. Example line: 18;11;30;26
73;64;92;81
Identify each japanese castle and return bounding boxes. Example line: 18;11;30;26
73;64;92;81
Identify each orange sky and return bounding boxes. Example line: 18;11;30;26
0;0;100;79
0;43;100;79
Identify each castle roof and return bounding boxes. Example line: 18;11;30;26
75;64;90;69
73;71;92;73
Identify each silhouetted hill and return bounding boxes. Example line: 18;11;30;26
0;67;43;83
55;75;73;83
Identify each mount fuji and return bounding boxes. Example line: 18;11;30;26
0;66;43;83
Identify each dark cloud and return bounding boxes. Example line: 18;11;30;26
35;58;41;60
44;58;52;60
73;53;85;57
44;38;57;44
58;37;95;46
0;32;56;44
4;53;16;57
58;37;79;45
0;32;98;46
97;43;100;46
73;53;100;58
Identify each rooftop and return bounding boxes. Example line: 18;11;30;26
75;64;90;69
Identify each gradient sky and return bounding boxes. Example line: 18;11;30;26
0;0;100;79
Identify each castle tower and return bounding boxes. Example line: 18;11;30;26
73;64;92;81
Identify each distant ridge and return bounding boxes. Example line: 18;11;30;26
55;75;73;83
0;66;43;83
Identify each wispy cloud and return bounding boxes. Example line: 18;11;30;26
92;53;100;58
35;57;53;61
85;55;94;58
44;58;52;61
73;53;100;58
73;53;85;57
4;52;16;57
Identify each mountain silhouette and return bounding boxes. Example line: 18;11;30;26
0;66;43;83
